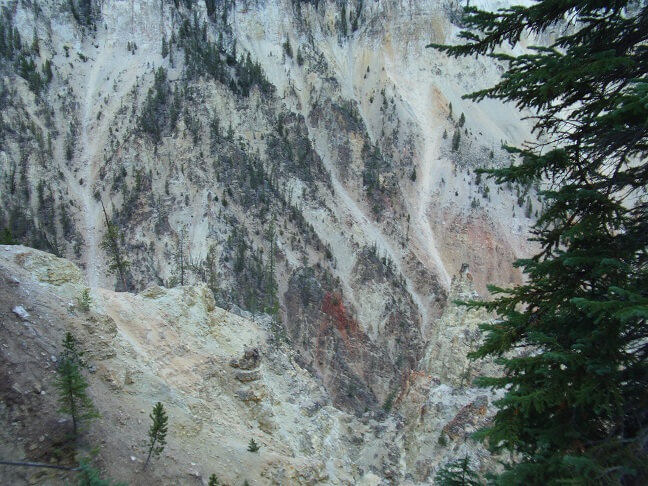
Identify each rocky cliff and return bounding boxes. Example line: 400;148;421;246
0;0;538;483
2;245;499;484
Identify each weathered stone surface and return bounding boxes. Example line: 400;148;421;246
13;249;84;286
235;387;265;402
442;395;489;440
235;369;261;383
12;305;29;321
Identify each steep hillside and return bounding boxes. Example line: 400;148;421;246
0;0;538;415
1;245;498;484
0;0;541;482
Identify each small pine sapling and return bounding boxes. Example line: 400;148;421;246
434;456;482;486
76;459;125;486
208;474;220;486
144;402;168;469
77;288;92;312
55;333;98;438
247;438;260;452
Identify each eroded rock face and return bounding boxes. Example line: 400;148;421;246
14;249;84;287
0;246;505;484
284;266;421;413
421;265;499;388
0;0;539;481
230;347;261;370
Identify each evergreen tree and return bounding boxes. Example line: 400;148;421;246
61;331;87;367
340;2;348;37
161;36;169;58
55;333;98;438
430;2;648;484
100;201;130;291
0;227;16;244
208;474;220;486
451;129;461;151
247;438;260;452
172;227;187;286
144;402;168;469
76;459;125;486
434;456;483;486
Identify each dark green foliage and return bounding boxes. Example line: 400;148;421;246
42;58;53;83
362;142;384;193
77;288;92;312
351;0;363;32
161;35;169;58
139;67;180;145
0;226;16;244
61;331;87;367
65;121;78;161
458;112;465;127
60;201;73;238
434;456;482;486
144;402;168;469
0;11;50;96
431;1;648;484
451;129;461;151
37;180;57;237
266;112;328;184
176;14;273;97
172;227;187;286
226;223;279;316
76;459;125;486
382;390;396;412
283;38;293;58
17;54;44;95
205;0;217;18
247;438;260;452
68;0;96;28
0;9;21;61
208;474;220;486
100;202;130;291
55;333;99;438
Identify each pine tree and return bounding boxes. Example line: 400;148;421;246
430;2;648;484
144;402;168;469
76;459;125;486
434;456;482;486
100;200;130;291
247;438;260;452
77;289;92;312
451;129;461;151
61;331;86;367
55;333;98;438
208;474;220;486
0;227;16;244
161;36;168;58
173;227;187;286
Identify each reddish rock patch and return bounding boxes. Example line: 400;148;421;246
320;291;361;342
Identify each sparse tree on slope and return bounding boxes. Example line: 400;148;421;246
76;459;125;486
100;201;130;291
430;1;648;484
144;402;168;470
55;333;99;438
435;456;483;486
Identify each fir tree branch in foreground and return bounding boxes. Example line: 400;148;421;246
430;1;648;484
